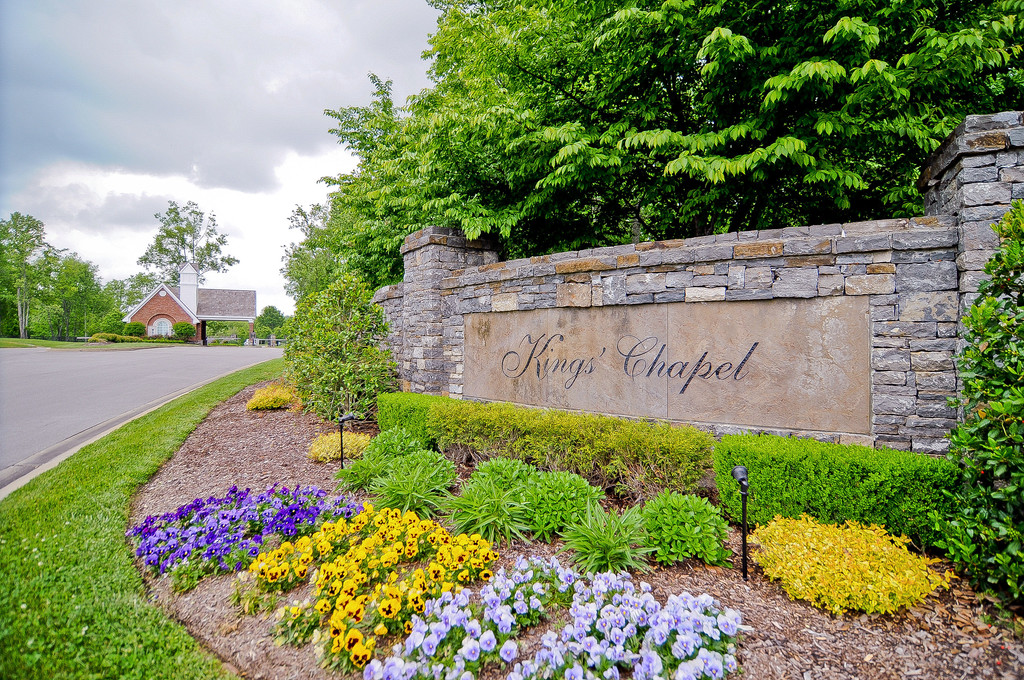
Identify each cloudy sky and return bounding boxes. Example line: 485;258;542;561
0;0;441;315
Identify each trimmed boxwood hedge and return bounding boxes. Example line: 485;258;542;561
713;434;959;548
376;392;449;448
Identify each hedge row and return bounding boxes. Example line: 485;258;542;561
377;392;714;499
713;434;959;548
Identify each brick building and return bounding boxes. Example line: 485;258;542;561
123;263;257;344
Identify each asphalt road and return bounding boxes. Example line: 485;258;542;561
0;344;283;492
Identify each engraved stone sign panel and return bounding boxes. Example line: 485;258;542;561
463;297;871;434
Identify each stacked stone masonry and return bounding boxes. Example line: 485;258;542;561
374;111;1024;454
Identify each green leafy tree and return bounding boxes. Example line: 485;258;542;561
938;201;1024;605
0;212;48;338
138;200;238;283
324;0;1024;284
38;253;104;340
284;274;396;420
255;305;286;333
281;203;349;300
103;272;159;313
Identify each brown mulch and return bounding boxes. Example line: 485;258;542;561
128;382;1024;680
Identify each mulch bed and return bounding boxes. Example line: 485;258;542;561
128;382;1024;680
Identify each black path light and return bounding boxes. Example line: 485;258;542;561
731;465;750;581
337;412;358;468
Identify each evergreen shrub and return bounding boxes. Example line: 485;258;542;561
713;434;958;548
525;471;604;543
376;392;447;447
425;399;713;498
172;322;196;341
123;322;146;337
937;200;1024;602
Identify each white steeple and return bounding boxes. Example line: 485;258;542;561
179;262;199;313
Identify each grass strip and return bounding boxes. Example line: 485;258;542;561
0;358;285;680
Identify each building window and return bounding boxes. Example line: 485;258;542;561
152;319;172;336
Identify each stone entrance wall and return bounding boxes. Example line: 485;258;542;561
373;112;1024;453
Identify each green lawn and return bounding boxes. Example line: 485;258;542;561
0;358;285;680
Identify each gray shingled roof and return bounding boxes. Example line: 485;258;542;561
169;286;257;319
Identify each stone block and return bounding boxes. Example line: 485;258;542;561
839;434;875;447
692;275;729;287
960;221;1001;250
912;351;953;372
666;271;694;288
1015;183;1024;200
602;276;627;305
891;228;959;250
962;182;1012;206
772;268;818;298
872;348;911;371
874;321;937;338
915;372;956;391
874;394;917;416
957;249;995;271
959;167;1000;183
836;234;891;253
691;244;735;262
866;263;896;274
734;241;783;258
818;274;844;296
916;403;957;419
554;257;615;274
685;287;726;302
728;266;745;288
896;261;958;291
626;273;666;294
912;438;950;454
962;205;1011;222
617;254;640;267
846;274;895;295
654;290;688;303
873;371;907;385
745;266;773;289
725;288;774;301
963;111;1022;132
898;290;958;322
491;292;518;312
997;151;1019;167
871;305;896;321
910;338;956;351
784;238;833;255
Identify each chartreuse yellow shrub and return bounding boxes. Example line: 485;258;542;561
246;503;497;673
753;515;954;616
246;382;299;410
308;431;372;462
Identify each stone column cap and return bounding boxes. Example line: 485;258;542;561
400;225;499;255
917;111;1022;191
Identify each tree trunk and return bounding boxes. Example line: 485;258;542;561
16;286;28;339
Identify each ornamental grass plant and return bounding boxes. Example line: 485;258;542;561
308;431;372;462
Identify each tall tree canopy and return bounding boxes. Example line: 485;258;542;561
0;212;49;338
320;0;1023;285
139;200;238;283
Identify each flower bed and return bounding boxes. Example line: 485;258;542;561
126;484;745;679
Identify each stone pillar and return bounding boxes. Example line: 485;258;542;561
919;111;1024;313
396;226;499;394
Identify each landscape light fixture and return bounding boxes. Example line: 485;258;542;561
338;412;358;468
731;465;750;581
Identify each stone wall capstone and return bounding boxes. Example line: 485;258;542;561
373;111;1024;453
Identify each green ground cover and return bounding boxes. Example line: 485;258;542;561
0;358;284;680
0;338;162;349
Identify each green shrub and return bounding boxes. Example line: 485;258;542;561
425;399;714;498
561;505;653;574
376;392;447;447
642;491;731;566
88;332;120;342
713;433;959;548
335;427;429;490
370;450;455;517
123;321;146;337
472;457;538;489
284;274;396;421
755;515;954;615
938;200;1024;602
443;475;531;545
173;322;196;341
525;471;604;542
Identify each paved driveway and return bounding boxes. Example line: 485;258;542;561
0;345;283;491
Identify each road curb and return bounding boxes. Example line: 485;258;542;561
0;364;266;501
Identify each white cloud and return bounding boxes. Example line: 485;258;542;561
1;0;440;315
